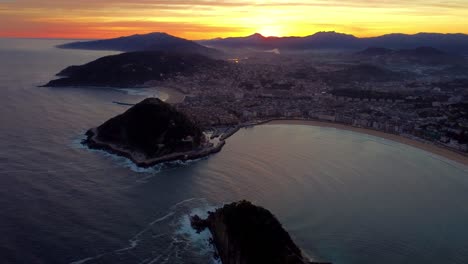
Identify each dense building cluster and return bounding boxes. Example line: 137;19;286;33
155;53;468;153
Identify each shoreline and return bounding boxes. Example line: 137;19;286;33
83;117;468;168
84;128;226;168
263;119;468;166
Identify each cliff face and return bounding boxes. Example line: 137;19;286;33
191;201;330;264
85;98;203;158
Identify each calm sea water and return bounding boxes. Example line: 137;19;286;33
1;38;468;264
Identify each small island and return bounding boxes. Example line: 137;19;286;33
191;200;331;264
83;98;226;167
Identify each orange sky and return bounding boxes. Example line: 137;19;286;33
1;0;468;39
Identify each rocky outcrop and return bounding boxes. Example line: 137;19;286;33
83;98;224;167
191;200;331;264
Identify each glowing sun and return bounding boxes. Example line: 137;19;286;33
258;26;282;37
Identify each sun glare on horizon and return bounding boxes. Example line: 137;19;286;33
1;1;468;39
258;26;283;37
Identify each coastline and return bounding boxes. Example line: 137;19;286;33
264;119;468;166
83;117;468;168
84;128;225;168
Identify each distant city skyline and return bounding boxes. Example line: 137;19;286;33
1;0;468;39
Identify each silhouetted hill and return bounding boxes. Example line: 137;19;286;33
201;31;359;50
202;33;270;49
85;98;203;157
199;32;468;54
363;33;468;53
58;32;221;57
191;201;329;264
44;51;229;87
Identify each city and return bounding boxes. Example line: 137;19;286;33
150;51;468;154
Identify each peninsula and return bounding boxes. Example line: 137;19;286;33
83;98;226;167
191;200;331;264
57;32;221;57
44;51;229;87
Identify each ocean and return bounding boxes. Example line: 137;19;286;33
1;38;468;264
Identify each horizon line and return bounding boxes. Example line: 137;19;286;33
1;30;468;41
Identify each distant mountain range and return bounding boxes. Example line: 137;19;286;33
57;32;221;57
199;32;468;54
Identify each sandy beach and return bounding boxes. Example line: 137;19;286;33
266;119;468;166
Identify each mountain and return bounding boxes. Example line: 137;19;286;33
57;32;221;57
204;33;270;49
363;33;468;53
84;98;203;160
44;51;229;87
199;32;468;54
200;31;359;50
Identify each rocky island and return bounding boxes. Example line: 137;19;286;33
191;200;331;264
83;98;226;167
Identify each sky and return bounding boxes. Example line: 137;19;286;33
1;0;468;40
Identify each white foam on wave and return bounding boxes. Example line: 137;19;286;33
70;133;210;178
69;198;221;264
70;133;162;174
171;199;226;264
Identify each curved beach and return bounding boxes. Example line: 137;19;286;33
84;128;226;168
266;119;468;166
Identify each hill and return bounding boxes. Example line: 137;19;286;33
200;31;359;50
82;97;219;167
199;32;468;54
191;201;330;264
57;32;221;57
44;51;229;87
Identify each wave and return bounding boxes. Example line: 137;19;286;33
70;198;221;264
71;134;209;178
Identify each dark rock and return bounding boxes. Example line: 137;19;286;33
43;51;229;87
190;215;209;233
83;98;205;163
191;200;332;264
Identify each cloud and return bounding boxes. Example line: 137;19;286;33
1;0;467;38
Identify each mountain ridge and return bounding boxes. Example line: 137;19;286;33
198;31;468;53
57;32;221;57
